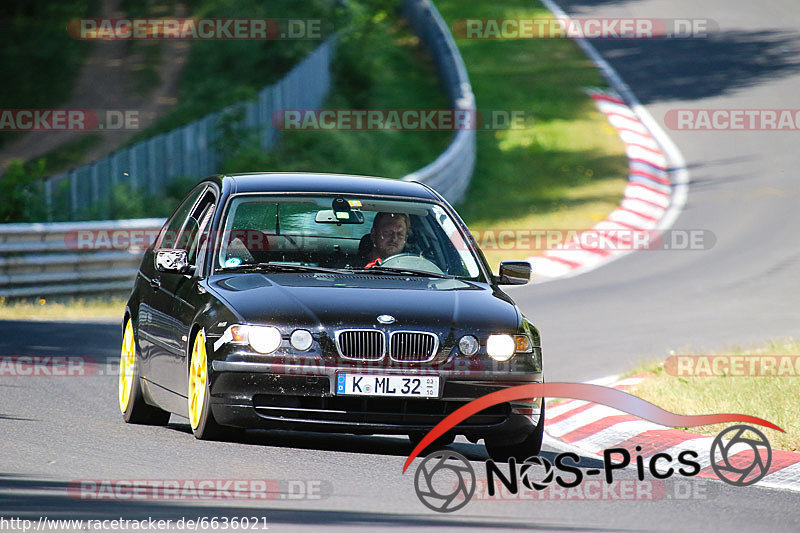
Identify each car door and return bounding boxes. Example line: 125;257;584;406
142;185;207;407
165;190;218;402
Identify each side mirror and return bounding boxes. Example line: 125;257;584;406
155;249;192;274
497;261;531;285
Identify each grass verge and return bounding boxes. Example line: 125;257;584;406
0;296;126;322
435;0;628;270
220;1;453;178
228;0;628;271
252;0;629;270
125;0;337;144
5;0;628;236
623;340;800;451
0;0;98;150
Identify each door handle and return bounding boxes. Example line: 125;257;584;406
150;277;161;289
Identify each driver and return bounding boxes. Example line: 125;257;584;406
364;212;409;268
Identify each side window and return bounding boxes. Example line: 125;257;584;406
174;190;216;264
193;205;216;273
156;186;205;249
184;200;216;266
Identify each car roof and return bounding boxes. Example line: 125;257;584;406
221;173;439;200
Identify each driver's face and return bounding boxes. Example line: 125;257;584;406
372;217;408;258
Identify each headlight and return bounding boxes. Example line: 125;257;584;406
458;335;479;356
214;324;282;354
247;326;282;354
487;334;516;361
290;329;313;351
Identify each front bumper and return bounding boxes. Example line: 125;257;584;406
209;360;543;442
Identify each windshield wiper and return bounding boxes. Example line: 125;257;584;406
348;266;453;279
218;263;345;274
219;263;454;279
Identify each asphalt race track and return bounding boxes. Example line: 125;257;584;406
1;1;799;531
513;0;800;383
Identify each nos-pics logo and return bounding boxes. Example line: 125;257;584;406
414;425;772;513
403;383;780;513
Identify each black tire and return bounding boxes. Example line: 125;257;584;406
188;329;225;440
119;318;171;425
408;431;456;451
485;403;546;462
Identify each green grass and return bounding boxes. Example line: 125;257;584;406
121;0;176;95
4;0;628;245
220;1;453;177
622;340;800;451
0;296;126;322
244;0;628;271
30;134;102;175
436;0;628;270
0;135;103;223
225;0;627;267
125;0;337;144
1;0;338;222
0;0;98;150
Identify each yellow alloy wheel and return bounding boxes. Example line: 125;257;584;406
118;320;136;413
188;330;208;430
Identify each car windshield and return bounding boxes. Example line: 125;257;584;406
215;195;485;281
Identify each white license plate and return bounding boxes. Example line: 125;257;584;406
336;373;439;398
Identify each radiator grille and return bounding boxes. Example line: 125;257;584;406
390;331;438;362
336;330;385;360
253;394;511;428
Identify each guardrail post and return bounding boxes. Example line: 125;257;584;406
69;170;78;220
45;178;53;222
147;137;158;195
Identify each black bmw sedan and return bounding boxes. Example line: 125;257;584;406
119;173;544;460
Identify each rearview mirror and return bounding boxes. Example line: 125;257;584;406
315;209;365;224
497;261;531;285
155;249;191;273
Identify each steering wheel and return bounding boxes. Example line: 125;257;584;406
379;253;445;275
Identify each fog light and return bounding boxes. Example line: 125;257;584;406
511;398;540;416
458;335;479;356
290;329;313;351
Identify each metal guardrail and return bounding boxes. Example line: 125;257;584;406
401;0;476;204
43;38;336;221
0;219;165;298
0;0;475;299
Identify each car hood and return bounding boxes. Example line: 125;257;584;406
209;272;520;332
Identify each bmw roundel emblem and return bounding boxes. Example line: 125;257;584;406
377;314;396;324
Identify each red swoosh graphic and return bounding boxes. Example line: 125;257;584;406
402;382;783;472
